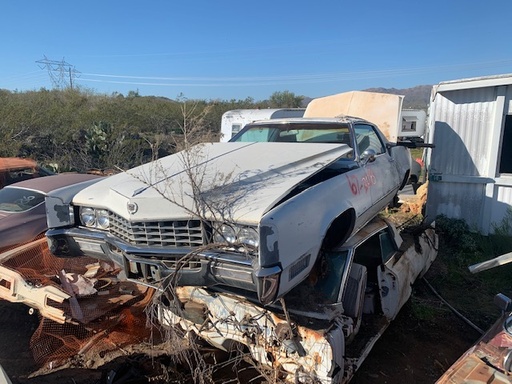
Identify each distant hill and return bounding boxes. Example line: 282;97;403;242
363;85;432;109
302;85;432;110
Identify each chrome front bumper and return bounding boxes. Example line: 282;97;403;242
46;227;283;304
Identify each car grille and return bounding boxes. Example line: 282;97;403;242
109;212;205;247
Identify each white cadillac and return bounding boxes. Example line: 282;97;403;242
46;93;413;305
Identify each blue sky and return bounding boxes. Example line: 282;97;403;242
1;0;511;101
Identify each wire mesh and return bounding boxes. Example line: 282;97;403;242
0;238;157;369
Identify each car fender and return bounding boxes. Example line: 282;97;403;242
45;177;107;228
260;176;360;299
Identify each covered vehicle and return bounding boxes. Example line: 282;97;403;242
45;92;412;305
0;173;102;252
158;218;438;383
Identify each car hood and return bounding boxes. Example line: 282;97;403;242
73;142;352;224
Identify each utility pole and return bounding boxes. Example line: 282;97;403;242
36;56;80;89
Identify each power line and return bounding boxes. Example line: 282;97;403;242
75;59;512;88
36;56;80;89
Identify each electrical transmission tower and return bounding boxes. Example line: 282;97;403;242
36;56;80;89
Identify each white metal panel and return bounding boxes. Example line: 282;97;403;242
425;76;512;234
433;73;512;93
429;87;496;177
426;181;486;230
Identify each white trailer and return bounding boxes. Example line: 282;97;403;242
400;109;426;142
425;73;512;234
220;108;305;142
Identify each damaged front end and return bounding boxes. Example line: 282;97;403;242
157;286;346;384
45;142;355;306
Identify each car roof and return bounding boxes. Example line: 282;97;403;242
246;116;369;126
0;157;37;171
5;173;103;194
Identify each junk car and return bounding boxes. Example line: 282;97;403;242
158;218;438;383
436;253;512;383
45;92;412;304
0;157;54;189
0;173;102;252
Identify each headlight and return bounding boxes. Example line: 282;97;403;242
213;223;259;249
239;227;259;248
79;207;110;230
96;209;110;229
213;224;237;243
80;207;96;227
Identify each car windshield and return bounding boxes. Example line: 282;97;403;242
0;187;45;212
285;249;350;308
231;123;353;146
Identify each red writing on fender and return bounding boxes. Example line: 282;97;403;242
347;168;377;195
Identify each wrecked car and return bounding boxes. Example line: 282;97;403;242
45;121;412;305
0;173;102;252
436;253;512;383
0;157;54;189
158;218;438;384
45;92;412;305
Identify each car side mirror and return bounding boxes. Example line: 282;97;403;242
361;149;376;164
494;293;512;313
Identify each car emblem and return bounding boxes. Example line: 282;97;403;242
127;201;138;214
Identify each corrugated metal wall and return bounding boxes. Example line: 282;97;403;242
427;181;486;230
425;79;512;234
429;88;495;176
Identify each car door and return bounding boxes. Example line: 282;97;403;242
377;227;436;320
353;124;399;210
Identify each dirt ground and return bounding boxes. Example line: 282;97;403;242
0;273;483;384
351;279;482;384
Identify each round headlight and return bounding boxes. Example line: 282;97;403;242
239;227;259;248
80;207;96;227
96;209;110;229
214;224;237;244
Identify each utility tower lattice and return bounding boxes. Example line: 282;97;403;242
36;56;80;89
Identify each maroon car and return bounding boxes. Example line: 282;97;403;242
0;173;103;252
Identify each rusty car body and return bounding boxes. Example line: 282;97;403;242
0;173;102;252
436;253;512;383
158;218;438;383
0;157;54;189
